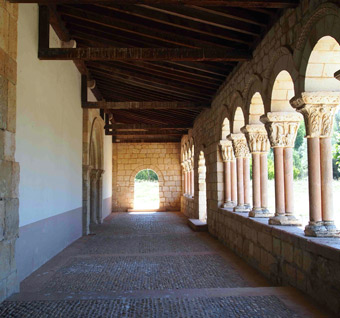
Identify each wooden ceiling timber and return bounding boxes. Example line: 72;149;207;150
108;124;192;129
91;61;221;89
11;0;299;8
95;4;255;43
113;139;182;143
38;47;252;62
58;6;237;49
82;101;209;110
88;65;215;96
92;71;211;101
135;4;261;36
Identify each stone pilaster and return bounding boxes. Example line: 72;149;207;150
228;134;250;212
96;169;105;224
82;165;92;235
220;140;235;208
242;125;272;218
291;92;340;237
261;112;302;226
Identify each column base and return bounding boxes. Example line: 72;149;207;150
269;214;302;226
249;208;273;218
305;221;340;237
234;205;250;213
223;201;235;209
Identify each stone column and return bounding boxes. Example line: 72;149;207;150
243;156;251;209
291;92;340;236
96;169;105;224
90;169;99;225
231;159;237;204
82;165;92;235
190;158;194;196
261;112;302;225
242;125;272;217
228;133;250;212
220;140;235;208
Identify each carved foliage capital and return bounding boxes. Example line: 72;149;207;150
291;92;340;138
261;112;302;148
227;133;249;158
241;125;270;153
220;140;234;162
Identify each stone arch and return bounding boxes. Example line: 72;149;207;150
229;91;246;133
269;70;296;112
305;36;340;92
221;117;231;140
129;164;165;210
294;3;340;92
263;47;299;113
243;75;265;125
231;107;246;133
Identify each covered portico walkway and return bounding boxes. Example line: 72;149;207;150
0;212;331;318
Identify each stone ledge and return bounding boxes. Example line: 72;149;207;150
218;208;340;263
183;195;194;201
188;219;208;232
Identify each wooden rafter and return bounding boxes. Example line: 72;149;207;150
83;101;209;110
10;0;299;8
107;124;192;130
38;47;252;61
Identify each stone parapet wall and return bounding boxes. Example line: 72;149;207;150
112;143;181;211
181;195;195;219
0;1;19;302
210;208;340;314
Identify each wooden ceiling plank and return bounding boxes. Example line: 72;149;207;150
91;69;212;101
109;123;192;129
88;65;215;96
83;101;209;110
95;61;221;89
58;6;235;49
138;4;261;36
10;0;300;8
38;47;252;62
97;4;253;44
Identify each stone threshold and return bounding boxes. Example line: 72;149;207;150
219;208;340;262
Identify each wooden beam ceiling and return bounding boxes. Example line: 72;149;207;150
83;101;209;110
11;1;299;8
32;2;297;142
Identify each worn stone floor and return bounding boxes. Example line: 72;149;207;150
0;212;335;317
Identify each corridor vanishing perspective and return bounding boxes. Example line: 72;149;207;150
2;0;340;317
0;213;330;318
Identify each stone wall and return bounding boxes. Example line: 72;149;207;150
180;0;340;314
0;1;19;302
211;208;340;314
181;196;195;219
112;143;181;211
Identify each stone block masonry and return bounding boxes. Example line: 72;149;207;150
0;1;19;302
112;143;181;211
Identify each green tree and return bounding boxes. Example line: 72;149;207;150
135;169;158;181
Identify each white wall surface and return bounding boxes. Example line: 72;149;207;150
16;4;82;227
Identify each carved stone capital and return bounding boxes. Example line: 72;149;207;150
220;140;234;162
291;92;340;138
227;133;249;158
260;112;302;148
241;125;270;154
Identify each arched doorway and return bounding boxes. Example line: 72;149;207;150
134;169;160;210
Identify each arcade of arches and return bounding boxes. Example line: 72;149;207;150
2;0;340;317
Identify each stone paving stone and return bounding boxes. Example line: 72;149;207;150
0;295;301;318
43;254;248;293
79;234;212;254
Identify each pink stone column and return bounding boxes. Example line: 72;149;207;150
272;147;285;218
260;153;268;210
184;171;188;194
223;161;229;203
235;157;244;210
231;160;237;204
191;169;194;196
243;157;251;208
283;147;294;216
252;153;261;210
188;170;192;196
320;138;335;225
307;137;322;224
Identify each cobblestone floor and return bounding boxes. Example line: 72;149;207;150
0;212;334;317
